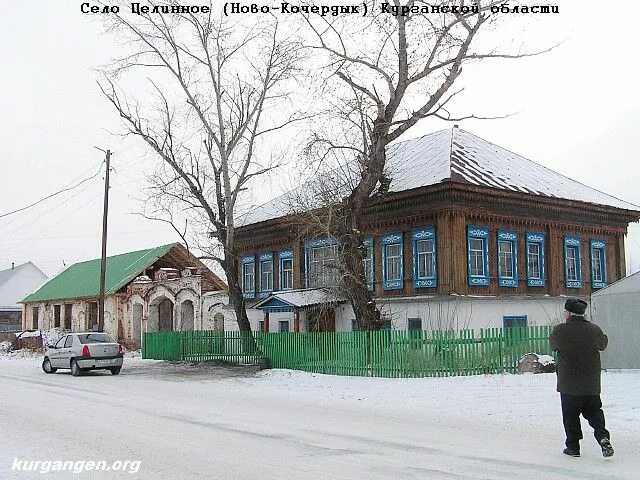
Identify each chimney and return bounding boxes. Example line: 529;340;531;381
11;262;14;270
454;124;459;129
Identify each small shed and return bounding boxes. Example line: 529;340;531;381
591;271;640;369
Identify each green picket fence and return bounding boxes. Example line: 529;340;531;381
143;330;264;364
142;326;555;378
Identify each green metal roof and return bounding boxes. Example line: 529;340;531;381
22;244;177;303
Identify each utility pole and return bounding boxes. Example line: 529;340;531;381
96;148;111;332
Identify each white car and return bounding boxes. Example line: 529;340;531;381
42;332;124;376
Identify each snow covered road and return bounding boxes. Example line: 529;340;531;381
1;357;638;480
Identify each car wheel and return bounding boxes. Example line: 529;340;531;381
71;360;82;377
42;358;57;374
109;367;121;375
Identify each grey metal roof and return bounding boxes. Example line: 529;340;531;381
240;128;639;226
591;271;640;297
0;262;48;309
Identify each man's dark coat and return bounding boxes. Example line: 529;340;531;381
549;316;608;395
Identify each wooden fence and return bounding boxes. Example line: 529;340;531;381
142;325;554;378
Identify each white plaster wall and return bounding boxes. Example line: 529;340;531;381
203;293;236;331
175;288;200;331
591;292;639;369
123;294;146;343
264;312;293;332
24;298;121;338
27;295;568;337
43;304;52;330
23;303;45;330
72;301;86;332
102;297;119;338
333;296;568;332
202;293;267;332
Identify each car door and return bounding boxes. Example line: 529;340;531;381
49;336;67;368
59;334;75;368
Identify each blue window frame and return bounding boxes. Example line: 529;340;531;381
351;319;359;331
382;232;403;290
497;230;518;288
241;255;255;298
503;315;527;328
363;237;374;291
412;227;437;288
525;232;545;287
305;238;339;288
564;236;583;288
258;252;274;298
278;249;294;291
590;239;607;289
467;226;489;286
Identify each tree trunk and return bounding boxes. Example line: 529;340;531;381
338;219;379;330
223;257;257;352
337;129;388;331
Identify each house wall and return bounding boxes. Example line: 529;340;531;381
202;292;263;332
333;296;567;332
22;292;570;338
122;275;207;347
237;213;623;303
23;297;121;339
217;295;568;334
235;175;635;309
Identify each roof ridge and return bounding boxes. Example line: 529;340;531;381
458;129;640;210
593;270;640;295
240;128;640;226
387;127;453;148
242;128;455;219
22;243;180;303
448;127;455;179
67;242;179;267
0;261;30;275
0;262;39;289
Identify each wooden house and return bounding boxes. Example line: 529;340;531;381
234;128;640;332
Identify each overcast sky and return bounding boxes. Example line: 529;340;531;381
1;0;638;279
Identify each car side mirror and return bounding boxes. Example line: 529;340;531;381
48;344;57;349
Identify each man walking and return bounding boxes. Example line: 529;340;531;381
549;298;614;458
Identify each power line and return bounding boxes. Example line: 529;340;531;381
23;190;104;241
0;229;168;242
0;178;101;241
0;161;104;219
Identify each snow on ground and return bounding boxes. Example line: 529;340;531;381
0;355;638;480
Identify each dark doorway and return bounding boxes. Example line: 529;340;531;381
158;298;174;331
53;305;61;328
64;305;72;330
88;302;98;331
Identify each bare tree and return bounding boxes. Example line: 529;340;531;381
99;1;302;335
299;0;553;330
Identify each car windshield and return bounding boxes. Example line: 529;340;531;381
77;333;114;344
